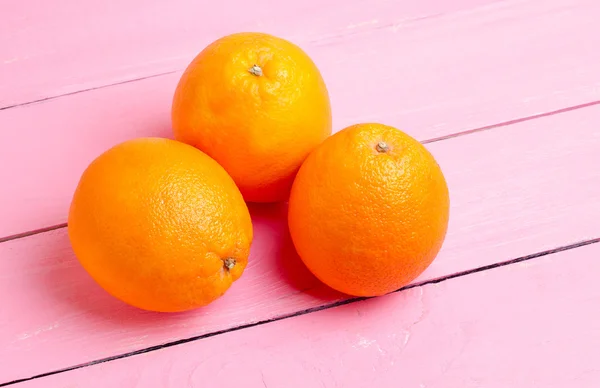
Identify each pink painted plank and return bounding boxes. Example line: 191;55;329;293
0;0;500;108
1;105;599;383
2;0;600;239
15;242;600;387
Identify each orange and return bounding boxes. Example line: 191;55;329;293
68;138;253;312
171;32;332;203
288;123;450;297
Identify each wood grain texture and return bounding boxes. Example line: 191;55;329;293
1;105;598;384
0;0;499;108
2;0;600;238
14;241;600;387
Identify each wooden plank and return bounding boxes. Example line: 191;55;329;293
2;0;600;239
0;0;500;108
13;241;600;387
1;105;598;384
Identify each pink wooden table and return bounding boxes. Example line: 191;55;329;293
1;0;599;386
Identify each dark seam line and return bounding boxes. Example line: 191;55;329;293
422;99;600;144
0;223;67;244
0;70;179;111
3;96;600;244
2;236;598;387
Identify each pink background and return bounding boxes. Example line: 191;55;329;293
0;0;599;386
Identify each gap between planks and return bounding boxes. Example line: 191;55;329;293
16;241;600;387
423;99;600;144
0;224;66;244
2;97;600;245
2;237;598;387
0;71;179;112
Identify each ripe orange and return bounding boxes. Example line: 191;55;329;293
171;32;332;203
288;123;450;297
68;138;253;312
